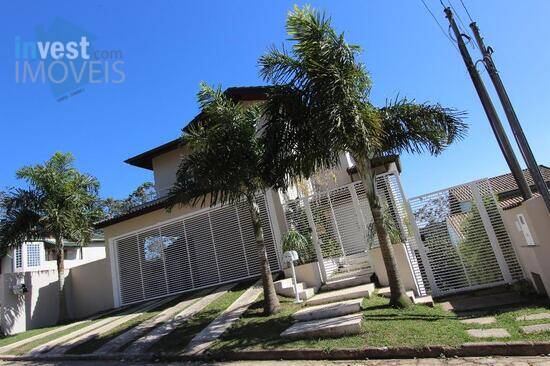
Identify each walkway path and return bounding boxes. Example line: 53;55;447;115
182;280;263;356
46;295;179;355
27;297;173;355
0;306;123;355
123;284;235;355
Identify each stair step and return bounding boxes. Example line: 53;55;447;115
377;287;416;301
276;282;306;297
329;268;373;281
293;298;363;321
341;253;370;266
413;295;434;307
298;288;316;300
307;283;375;306
340;262;371;272
274;278;295;292
322;274;371;292
281;313;363;340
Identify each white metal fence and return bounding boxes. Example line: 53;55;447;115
282;172;427;295
408;179;523;296
113;196;280;305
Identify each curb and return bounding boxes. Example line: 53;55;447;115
210;342;550;360
0;342;549;362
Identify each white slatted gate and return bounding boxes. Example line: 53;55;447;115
408;179;523;297
112;197;280;306
282;172;427;296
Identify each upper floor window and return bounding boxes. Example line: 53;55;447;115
14;246;23;269
26;243;41;267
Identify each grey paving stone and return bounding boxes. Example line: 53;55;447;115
45;296;178;355
293;298;363;321
516;312;550;321
460;316;497;325
307;283;374;306
123;286;229;354
466;328;511;338
520;323;550;334
183;280;263;356
281;313;363;340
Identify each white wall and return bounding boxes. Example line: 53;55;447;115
0;257;114;335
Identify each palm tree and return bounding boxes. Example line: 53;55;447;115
0;152;102;322
260;6;467;307
169;83;281;315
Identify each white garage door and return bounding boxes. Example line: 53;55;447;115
113;197;280;305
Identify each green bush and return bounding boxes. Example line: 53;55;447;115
281;229;316;265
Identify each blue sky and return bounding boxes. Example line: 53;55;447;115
1;0;549;200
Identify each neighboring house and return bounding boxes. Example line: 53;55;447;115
0;236;109;335
96;86;402;308
1;236;106;274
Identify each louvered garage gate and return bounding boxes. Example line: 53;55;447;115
111;196;280;306
282;172;427;295
408;179;523;297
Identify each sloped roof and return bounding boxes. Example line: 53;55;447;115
125;86;270;170
490;165;550;195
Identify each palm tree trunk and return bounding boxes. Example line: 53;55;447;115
55;236;69;323
353;155;412;308
247;194;280;315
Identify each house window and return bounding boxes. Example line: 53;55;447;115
26;243;41;267
14;246;23;269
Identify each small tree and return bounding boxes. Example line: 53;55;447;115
169;83;280;315
102;182;156;218
0;152;102;322
260;6;467;307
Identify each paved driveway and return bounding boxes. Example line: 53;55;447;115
1;357;550;366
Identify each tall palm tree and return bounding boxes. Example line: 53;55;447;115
169;83;280;315
0;152;102;322
260;6;467;307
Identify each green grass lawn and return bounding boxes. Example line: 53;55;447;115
150;280;254;353
210;293;550;353
0;325;61;349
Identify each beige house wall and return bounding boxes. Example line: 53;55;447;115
502;196;550;297
69;258;113;319
370;243;419;295
151;146;187;197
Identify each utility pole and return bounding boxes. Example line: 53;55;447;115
470;22;550;213
444;7;532;200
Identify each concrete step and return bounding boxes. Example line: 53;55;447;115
413;295;434;307
297;288;316;301
307;283;375;306
281;313;363;340
339;262;371;272
276;282;305;297
321;274;371;292
274;278;295;292
377;287;416;301
274;278;317;300
341;253;369;266
293;298;363;321
329;268;373;281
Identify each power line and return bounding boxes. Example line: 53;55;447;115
459;0;474;23
448;0;475;48
419;0;459;52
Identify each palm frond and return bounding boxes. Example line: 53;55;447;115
378;98;468;156
170;83;264;208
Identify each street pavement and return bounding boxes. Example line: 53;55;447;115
1;357;550;366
